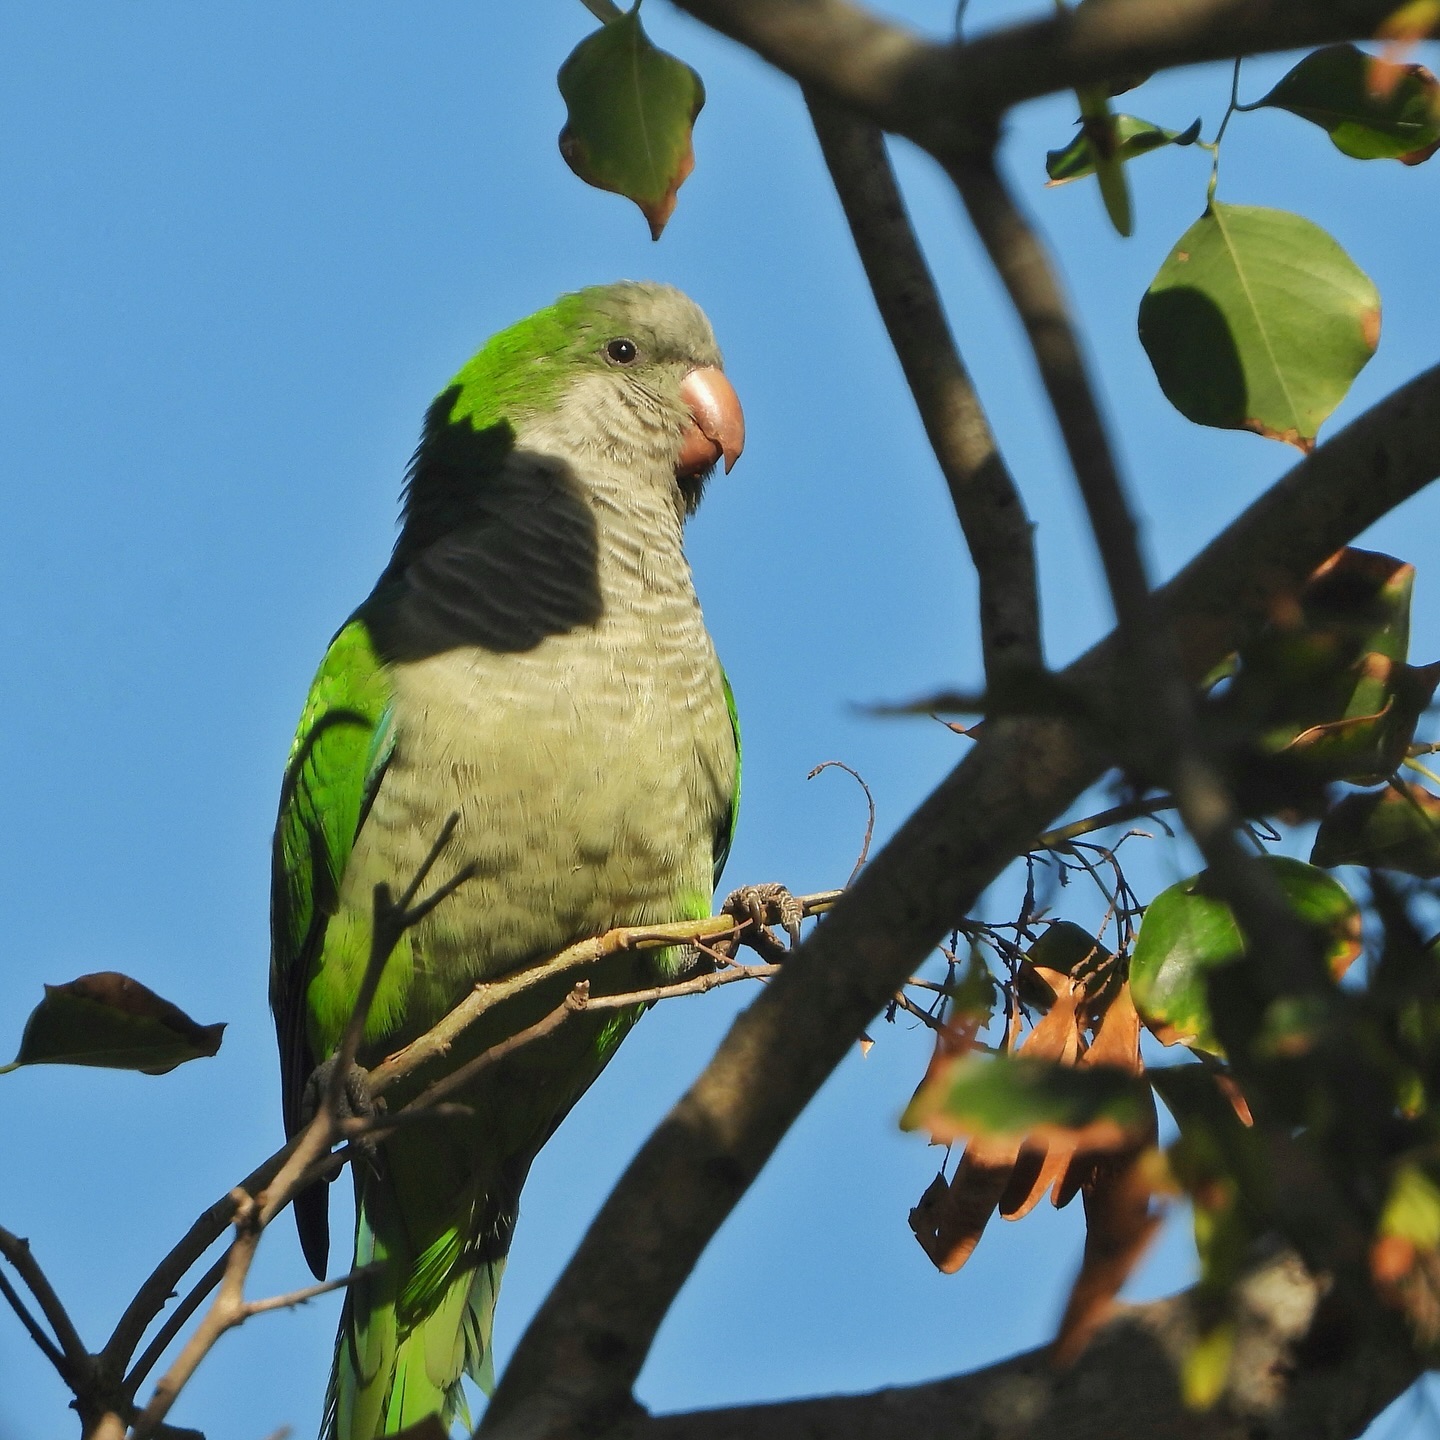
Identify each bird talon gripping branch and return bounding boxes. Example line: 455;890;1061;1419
723;882;805;955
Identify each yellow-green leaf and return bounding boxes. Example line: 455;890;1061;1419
901;1053;1152;1152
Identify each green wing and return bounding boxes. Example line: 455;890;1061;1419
713;666;742;888
270;609;395;1277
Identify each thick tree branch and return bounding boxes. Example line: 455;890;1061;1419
806;97;1042;681
669;0;1410;158
479;364;1440;1440
627;1253;1420;1440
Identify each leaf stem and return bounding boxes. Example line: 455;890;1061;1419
1208;56;1245;200
577;0;624;22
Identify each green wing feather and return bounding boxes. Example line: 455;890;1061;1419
713;666;741;887
270;609;395;1277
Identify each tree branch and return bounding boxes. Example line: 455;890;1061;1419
0;1225;90;1381
669;0;1409;158
479;363;1440;1440
625;1252;1420;1440
948;150;1324;1004
806;96;1042;681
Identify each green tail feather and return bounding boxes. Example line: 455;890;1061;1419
322;1171;507;1440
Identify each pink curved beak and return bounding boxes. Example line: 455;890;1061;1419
677;366;745;478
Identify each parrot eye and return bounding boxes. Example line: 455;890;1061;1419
605;338;639;365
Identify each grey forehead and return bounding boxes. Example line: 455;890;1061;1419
593;281;722;367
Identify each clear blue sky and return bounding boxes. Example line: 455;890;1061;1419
2;3;1438;1436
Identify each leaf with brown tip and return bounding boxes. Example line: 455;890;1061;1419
557;5;705;240
2;972;225;1076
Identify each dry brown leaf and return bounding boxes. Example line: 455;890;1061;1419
996;970;1085;1219
1048;985;1145;1210
910;1135;1020;1274
1052;1135;1163;1364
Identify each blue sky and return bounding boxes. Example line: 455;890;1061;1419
2;3;1439;1436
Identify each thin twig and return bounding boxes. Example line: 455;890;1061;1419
0;1225;89;1373
807;760;877;885
126;826;476;1435
1035;794;1175;848
0;1263;68;1375
123;1253;228;1397
240;1264;383;1320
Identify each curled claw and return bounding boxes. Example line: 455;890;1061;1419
302;1056;383;1172
723;882;805;960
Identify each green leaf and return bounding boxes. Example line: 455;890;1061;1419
1074;87;1134;237
1130;857;1360;1055
557;3;705;240
901;1052;1152;1151
1313;781;1440;875
1210;549;1439;784
1029;921;1112;976
1138;203;1380;449
1256;44;1440;164
1019;922;1112;1010
1046;114;1202;184
0;973;225;1075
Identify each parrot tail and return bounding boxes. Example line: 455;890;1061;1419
322;1165;507;1440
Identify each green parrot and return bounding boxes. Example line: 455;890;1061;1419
268;282;745;1439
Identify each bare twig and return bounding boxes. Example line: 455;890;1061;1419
0;1225;89;1377
123;1254;228;1397
124;828;477;1434
807;761;877;885
478;364;1440;1440
806;96;1042;680
90;891;834;1422
127;1206;375;1439
0;1263;68;1376
1035;794;1177;850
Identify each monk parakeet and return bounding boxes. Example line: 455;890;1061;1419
268;282;744;1439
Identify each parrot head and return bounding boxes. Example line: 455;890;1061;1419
404;282;744;542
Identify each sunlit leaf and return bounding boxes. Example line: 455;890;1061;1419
557;3;705;240
1139;203;1380;449
1257;44;1440;163
902;1052;1152;1151
1130;858;1361;1055
1313;781;1440;875
1;972;225;1075
1046;114;1202;184
1183;1323;1238;1409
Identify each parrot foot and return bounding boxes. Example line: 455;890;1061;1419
722;882;805;962
301;1057;383;1173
